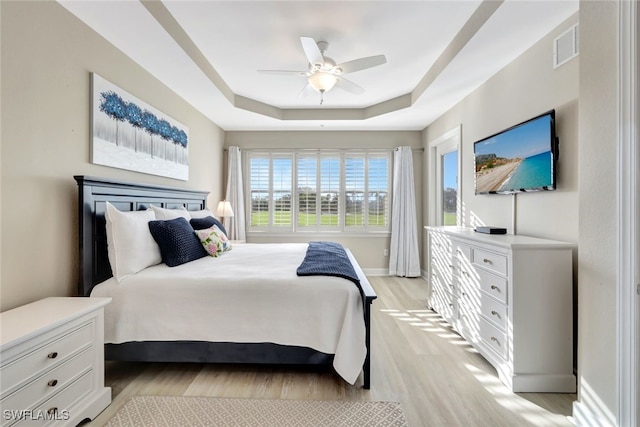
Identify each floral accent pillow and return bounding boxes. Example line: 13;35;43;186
195;225;232;257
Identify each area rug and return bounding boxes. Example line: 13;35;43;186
106;395;408;426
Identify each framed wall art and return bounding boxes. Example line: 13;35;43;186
91;73;189;181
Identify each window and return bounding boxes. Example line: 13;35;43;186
441;150;458;226
428;126;461;226
247;151;391;233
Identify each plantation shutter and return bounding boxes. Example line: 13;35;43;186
320;155;341;227
249;155;270;227
367;154;390;228
272;157;292;227
297;156;317;228
345;156;366;228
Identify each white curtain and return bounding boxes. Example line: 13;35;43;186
389;146;421;277
224;146;246;241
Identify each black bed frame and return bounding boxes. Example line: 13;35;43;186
75;175;376;389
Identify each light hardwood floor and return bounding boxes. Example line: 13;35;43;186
87;276;576;426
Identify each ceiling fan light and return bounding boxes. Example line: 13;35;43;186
308;72;338;93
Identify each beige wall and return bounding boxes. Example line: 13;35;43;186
423;13;579;246
422;5;621;424
574;1;617;424
0;1;224;311
225;131;423;272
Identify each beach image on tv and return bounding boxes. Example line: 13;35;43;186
474;115;553;193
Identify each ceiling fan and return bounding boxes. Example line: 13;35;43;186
258;36;387;104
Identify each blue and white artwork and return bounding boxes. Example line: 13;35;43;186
91;73;189;181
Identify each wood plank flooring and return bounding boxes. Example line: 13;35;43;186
86;276;576;426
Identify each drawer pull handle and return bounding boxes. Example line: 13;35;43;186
47;379;58;387
491;336;501;346
490;285;500;292
448;304;454;308
47;352;58;359
47;408;58;416
491;310;500;318
483;258;492;264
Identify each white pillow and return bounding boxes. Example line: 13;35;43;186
188;209;215;219
150;205;190;221
105;202;162;282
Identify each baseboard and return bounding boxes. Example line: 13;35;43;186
362;268;389;276
572;400;616;427
511;374;576;393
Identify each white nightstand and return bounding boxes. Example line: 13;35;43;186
1;297;111;426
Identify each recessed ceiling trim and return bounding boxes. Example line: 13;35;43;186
141;0;235;103
411;0;504;104
141;0;496;123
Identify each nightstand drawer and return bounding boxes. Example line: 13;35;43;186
473;248;507;276
1;347;93;418
24;371;94;427
1;322;93;396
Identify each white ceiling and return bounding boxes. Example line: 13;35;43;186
59;0;578;131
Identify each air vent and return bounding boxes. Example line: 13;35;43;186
554;24;579;68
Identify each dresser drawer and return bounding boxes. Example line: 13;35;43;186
1;322;93;396
454;241;471;261
1;348;93;418
459;303;481;343
473;248;507;276
430;285;456;321
476;268;508;304
480;319;508;360
430;268;456;295
480;294;507;331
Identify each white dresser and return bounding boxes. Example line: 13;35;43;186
1;297;111;426
426;226;576;392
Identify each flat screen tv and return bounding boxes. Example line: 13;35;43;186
474;110;558;195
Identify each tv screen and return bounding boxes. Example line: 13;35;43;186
474;110;558;194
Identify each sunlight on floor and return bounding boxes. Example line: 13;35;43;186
381;307;574;426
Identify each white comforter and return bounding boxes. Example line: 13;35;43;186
91;243;366;384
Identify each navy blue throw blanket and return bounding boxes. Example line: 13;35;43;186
296;241;360;286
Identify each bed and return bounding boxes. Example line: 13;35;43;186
75;175;377;388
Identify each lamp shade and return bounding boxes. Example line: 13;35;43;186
308;72;338;93
215;201;234;218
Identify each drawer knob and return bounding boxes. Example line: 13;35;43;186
490;285;500;292
483;258;493;264
47;352;58;359
47;379;58;387
491;336;501;346
491;310;501;318
47;408;58;416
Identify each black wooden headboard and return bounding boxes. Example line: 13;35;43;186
74;176;209;297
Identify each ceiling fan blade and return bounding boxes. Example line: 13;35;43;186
334;54;387;74
335;76;365;95
258;70;308;76
300;36;324;67
298;83;314;98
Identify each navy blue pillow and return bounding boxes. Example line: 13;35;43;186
190;216;227;236
148;217;207;267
